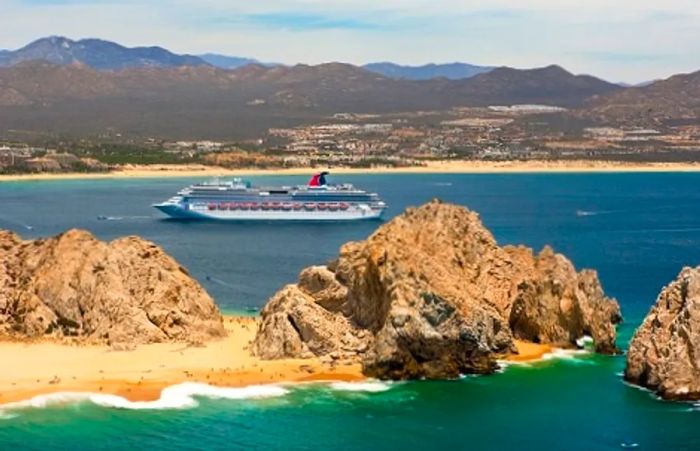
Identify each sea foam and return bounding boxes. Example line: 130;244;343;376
328;381;393;393
541;348;589;361
0;382;289;412
497;347;590;371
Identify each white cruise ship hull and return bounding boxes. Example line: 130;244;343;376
153;175;387;222
154;203;384;221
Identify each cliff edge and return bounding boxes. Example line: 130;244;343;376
0;229;225;345
254;200;621;379
625;266;700;400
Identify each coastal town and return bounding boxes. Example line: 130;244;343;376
3;105;700;175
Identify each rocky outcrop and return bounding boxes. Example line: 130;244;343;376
0;229;225;345
254;200;621;379
625;267;700;400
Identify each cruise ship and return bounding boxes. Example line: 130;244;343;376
153;172;387;221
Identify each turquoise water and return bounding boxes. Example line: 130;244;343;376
1;173;700;449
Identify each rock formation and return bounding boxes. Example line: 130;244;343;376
0;229;225;345
625;266;700;400
254;200;621;379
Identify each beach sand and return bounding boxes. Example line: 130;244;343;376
0;316;560;405
0;316;364;405
510;340;554;362
2;160;700;182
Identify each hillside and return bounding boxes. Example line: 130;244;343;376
363;62;493;80
198;54;263;69
0;61;621;139
0;36;208;70
585;70;700;124
446;65;622;106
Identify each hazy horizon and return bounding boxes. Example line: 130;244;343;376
4;1;700;83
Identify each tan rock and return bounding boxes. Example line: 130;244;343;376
254;200;621;380
0;229;225;345
625;266;700;400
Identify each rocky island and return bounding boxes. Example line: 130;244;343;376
625;266;700;400
254;200;622;379
0;229;225;345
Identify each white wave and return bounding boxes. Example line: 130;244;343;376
329;381;392;393
0;382;289;412
575;335;594;347
541;348;589;361
497;348;590;371
496;360;532;371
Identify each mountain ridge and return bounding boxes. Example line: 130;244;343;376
363;62;493;80
0;36;209;70
0;60;624;139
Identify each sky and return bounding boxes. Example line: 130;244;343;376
2;0;700;83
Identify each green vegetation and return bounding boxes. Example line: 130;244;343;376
72;144;203;165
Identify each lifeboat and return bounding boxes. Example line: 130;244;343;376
208;203;216;210
261;202;272;210
303;203;316;210
248;203;258;210
271;202;282;210
239;202;250;210
328;202;340;211
230;202;240;210
218;203;227;210
292;203;304;210
317;203;328;211
339;202;350;210
282;202;294;211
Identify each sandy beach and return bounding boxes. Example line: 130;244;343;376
2;160;700;182
0;316;554;406
0;316;365;405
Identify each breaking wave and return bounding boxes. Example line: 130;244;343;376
0;382;289;413
0;380;397;415
497;347;590;370
541;348;589;361
328;381;393;392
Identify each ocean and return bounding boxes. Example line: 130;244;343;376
1;173;699;450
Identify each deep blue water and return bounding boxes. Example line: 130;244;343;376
1;173;699;450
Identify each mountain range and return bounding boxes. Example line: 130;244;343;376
0;36;208;70
0;36;698;139
0;37;500;81
363;62;493;80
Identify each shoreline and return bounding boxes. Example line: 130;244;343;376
3;160;700;182
0;317;562;408
0;316;364;406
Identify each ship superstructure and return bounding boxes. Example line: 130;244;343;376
153;173;386;221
